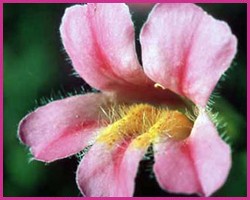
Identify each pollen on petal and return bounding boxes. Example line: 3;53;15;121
96;104;193;149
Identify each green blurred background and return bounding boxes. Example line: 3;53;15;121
3;3;246;197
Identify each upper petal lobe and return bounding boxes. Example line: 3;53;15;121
140;3;237;107
60;4;147;91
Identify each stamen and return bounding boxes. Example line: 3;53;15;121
154;83;166;90
96;104;193;148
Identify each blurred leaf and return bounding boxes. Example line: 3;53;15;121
212;96;246;151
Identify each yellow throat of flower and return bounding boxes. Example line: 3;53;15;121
96;103;193;149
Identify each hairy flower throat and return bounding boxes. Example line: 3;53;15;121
97;104;193;148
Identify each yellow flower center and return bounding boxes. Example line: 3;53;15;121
96;104;193;149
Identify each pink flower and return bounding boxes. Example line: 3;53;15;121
18;3;237;197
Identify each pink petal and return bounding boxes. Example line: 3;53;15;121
60;4;147;91
76;142;146;197
140;3;237;107
153;141;202;195
153;110;231;196
18;93;108;162
189;111;231;196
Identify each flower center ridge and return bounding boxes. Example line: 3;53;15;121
97;104;193;149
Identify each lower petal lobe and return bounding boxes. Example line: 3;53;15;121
18;93;108;162
153;111;231;196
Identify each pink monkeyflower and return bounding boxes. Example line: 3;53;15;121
18;3;237;197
